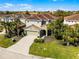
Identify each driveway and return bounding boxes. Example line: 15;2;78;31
7;35;37;55
0;47;44;59
0;47;31;59
0;29;5;35
0;35;52;59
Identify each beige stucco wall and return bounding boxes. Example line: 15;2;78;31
64;19;79;25
26;20;41;27
20;18;49;28
0;17;14;22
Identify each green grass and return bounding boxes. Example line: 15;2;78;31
0;26;3;32
0;35;15;48
29;40;79;59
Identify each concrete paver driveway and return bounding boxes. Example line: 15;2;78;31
0;47;31;59
7;35;37;55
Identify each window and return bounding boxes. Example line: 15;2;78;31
37;21;39;23
49;20;51;23
41;20;46;25
27;21;29;22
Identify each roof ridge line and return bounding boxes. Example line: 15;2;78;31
47;13;54;19
42;14;49;20
35;14;41;20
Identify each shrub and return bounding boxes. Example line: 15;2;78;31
0;26;3;32
34;38;44;43
68;37;74;43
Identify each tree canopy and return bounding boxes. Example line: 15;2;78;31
47;18;79;46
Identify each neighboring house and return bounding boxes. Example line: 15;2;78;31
0;14;15;22
20;13;58;37
0;17;2;22
64;14;79;25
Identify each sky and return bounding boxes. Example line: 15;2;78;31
0;0;79;11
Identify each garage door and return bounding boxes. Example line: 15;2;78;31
27;31;39;36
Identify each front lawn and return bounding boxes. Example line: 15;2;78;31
0;35;19;48
29;40;79;59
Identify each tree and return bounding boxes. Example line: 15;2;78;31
53;10;73;17
6;11;10;14
48;18;79;46
25;11;30;15
47;18;64;39
1;18;25;38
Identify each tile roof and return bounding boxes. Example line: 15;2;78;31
26;13;58;20
37;14;47;20
27;14;40;20
64;14;79;20
0;13;58;21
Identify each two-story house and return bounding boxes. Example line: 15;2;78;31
0;14;15;22
20;13;58;37
64;14;79;25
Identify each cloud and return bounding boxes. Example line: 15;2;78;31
0;3;14;8
5;3;13;7
18;4;31;7
0;3;32;11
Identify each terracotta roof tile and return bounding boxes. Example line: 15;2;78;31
26;13;58;20
37;14;46;20
27;14;40;20
64;14;79;20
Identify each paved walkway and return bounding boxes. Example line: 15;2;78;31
7;35;37;55
0;29;5;35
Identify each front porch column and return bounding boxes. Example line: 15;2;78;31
25;20;27;26
46;29;48;36
46;26;48;36
38;31;40;37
